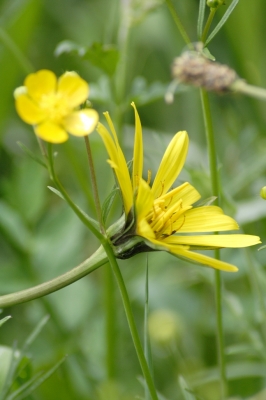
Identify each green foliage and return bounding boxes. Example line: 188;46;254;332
1;0;266;398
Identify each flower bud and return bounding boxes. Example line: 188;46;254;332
207;0;225;8
172;48;238;93
260;187;266;200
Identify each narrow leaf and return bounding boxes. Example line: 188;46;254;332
47;186;64;200
178;376;197;400
101;186;118;224
197;0;206;38
17;142;47;168
0;316;12;328
205;0;239;46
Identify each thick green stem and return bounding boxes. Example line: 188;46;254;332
0;246;107;308
200;88;227;399
104;263;116;379
165;0;192;47
231;80;266;101
103;243;158;400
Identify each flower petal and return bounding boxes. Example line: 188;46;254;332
58;72;89;108
64;109;99;136
15;94;47;124
135;179;154;220
177;206;239;232
163;234;261;248
131;102;143;191
35;121;68;143
97;122;133;214
25;70;57;102
152;131;189;198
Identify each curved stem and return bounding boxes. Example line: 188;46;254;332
200;88;227;399
103;242;158;400
0;246;107;308
47;144;104;242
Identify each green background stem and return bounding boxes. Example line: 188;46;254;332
201;8;217;43
200;88;227;399
165;0;192;47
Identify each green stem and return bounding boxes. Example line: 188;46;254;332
201;8;217;43
84;135;104;230
0;26;34;74
104;263;116;379
47;144;103;242
231;80;266;101
165;0;192;47
200;88;227;399
0;246;107;308
103;242;158;400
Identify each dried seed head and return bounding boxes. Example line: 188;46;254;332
172;49;238;93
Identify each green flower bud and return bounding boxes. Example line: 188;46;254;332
207;0;225;8
260;186;266;200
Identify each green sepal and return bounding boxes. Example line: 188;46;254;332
101;186;119;225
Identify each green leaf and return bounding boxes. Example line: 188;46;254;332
55;40;119;76
47;185;65;200
17;142;47;168
205;0;239;45
0;316;11;328
197;0;206;38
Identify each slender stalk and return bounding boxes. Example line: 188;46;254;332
84;135;104;230
104;263;116;379
47;144;103;242
200;88;227;399
0;26;34;74
144;256;153;400
0;246;107;308
201;8;217;43
231;80;266;101
165;0;192;47
103;243;159;400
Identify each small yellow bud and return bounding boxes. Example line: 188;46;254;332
260;187;266;200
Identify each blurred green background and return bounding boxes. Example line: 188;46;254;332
1;0;266;399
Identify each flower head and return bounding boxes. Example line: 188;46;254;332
97;103;260;272
14;69;99;143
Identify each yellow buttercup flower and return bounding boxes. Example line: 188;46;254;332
97;103;261;272
14;69;99;143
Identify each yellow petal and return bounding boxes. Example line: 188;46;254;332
152;131;189;198
97;122;133;214
137;218;155;239
135;179;154;220
57;72;89;108
15;94;47;124
25;70;57;102
177;206;239;232
162;182;201;207
131;102;143;192
35;121;68;143
169;246;238;272
64;109;99;136
163;234;261;248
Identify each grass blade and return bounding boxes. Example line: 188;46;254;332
197;0;206;39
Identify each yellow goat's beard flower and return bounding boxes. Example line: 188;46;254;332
14;69;99;143
97;103;260;272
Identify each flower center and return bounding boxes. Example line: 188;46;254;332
40;93;70;123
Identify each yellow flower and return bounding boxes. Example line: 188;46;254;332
14;69;99;143
97;103;260;272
